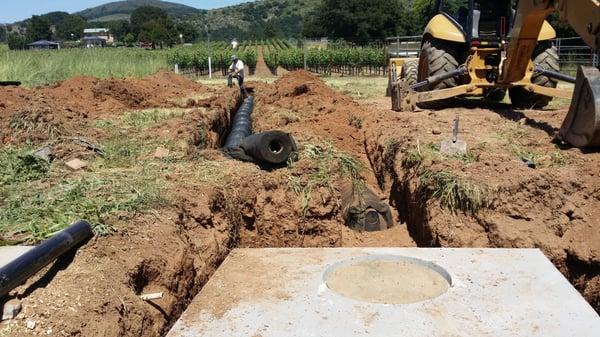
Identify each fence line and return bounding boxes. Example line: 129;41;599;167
554;37;598;70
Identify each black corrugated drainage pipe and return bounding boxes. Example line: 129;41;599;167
0;81;21;87
0;220;94;298
223;96;254;149
222;95;297;167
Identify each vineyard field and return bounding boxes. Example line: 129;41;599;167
167;39;388;77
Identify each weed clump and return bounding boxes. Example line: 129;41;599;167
287;141;364;216
0;148;49;184
348;114;363;129
420;170;490;214
401;142;490;214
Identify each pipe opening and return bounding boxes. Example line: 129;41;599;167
268;140;284;154
364;209;381;232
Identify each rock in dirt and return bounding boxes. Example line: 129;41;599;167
26;319;36;330
65;158;88;171
153;147;170;159
33;145;53;162
140;292;163;301
1;299;22;320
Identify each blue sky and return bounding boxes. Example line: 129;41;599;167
1;1;250;23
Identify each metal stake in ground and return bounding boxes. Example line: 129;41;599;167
440;116;467;156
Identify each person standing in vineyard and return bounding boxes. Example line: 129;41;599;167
227;55;247;97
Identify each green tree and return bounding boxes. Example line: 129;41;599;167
26;15;53;42
55;15;87;40
7;33;27;50
175;21;199;43
316;0;404;42
410;0;437;35
131;6;178;48
122;33;136;47
106;20;132;42
264;19;279;39
0;25;6;43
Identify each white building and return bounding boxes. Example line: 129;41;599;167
82;28;114;47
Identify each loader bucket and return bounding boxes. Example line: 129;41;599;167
559;66;600;148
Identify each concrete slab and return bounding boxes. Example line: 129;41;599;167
0;246;32;268
167;248;600;337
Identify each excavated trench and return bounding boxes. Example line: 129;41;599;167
363;126;600;314
114;90;353;336
8;72;599;336
128;89;411;337
132;84;599;337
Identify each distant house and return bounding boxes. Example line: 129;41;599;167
27;40;60;50
82;28;114;47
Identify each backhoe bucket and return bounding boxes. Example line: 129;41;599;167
559;66;600;148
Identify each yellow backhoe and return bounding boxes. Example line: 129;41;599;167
390;0;600;148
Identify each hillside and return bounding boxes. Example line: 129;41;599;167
73;0;320;39
9;0;323;40
76;0;204;21
198;0;321;40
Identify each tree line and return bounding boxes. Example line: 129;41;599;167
302;0;575;42
1;0;577;50
3;6;200;50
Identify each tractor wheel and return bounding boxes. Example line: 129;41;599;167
509;41;559;109
401;59;418;86
417;39;460;109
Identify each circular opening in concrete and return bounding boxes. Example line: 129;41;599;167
323;255;451;304
268;140;284;154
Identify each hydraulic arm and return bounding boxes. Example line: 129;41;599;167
500;0;600;147
500;0;599;84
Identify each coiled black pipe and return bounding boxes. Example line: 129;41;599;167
0;220;93;298
223;96;254;149
240;131;298;165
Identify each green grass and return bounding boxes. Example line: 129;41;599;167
0;148;50;185
401;142;490;214
0;130;171;242
348;113;363;129
421;170;490;214
324;76;388;100
0;44;8;53
0;48;169;86
288;141;364;216
121;108;187;128
1;174;164;241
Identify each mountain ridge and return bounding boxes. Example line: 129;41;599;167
76;0;204;21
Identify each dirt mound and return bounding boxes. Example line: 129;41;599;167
256;70;350;107
0;71;211;145
252;71;369;165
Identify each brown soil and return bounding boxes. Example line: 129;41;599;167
0;70;211;145
364;97;600;312
254;47;274;77
2;70;599;336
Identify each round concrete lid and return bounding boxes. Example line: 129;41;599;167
324;256;451;304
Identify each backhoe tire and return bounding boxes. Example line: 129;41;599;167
401;59;418;86
509;41;559;109
417;39;460;109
